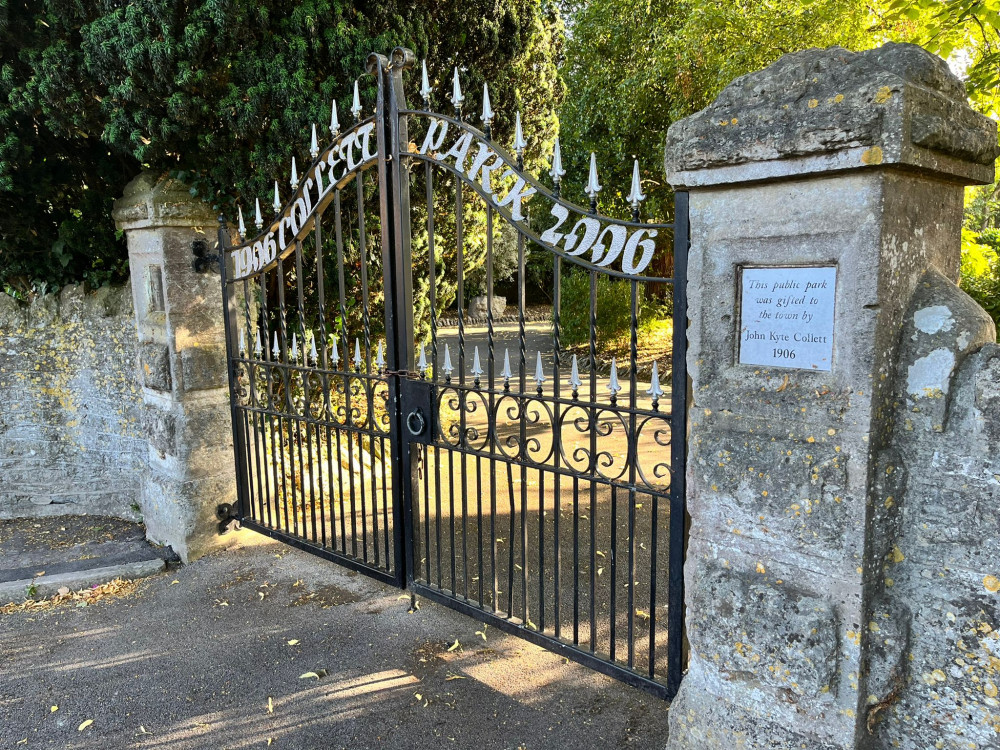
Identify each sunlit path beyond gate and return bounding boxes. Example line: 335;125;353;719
217;48;688;699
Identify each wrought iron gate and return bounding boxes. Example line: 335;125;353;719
218;48;688;699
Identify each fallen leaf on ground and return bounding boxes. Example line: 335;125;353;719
445;673;466;681
78;719;93;731
57;587;69;596
475;625;488;641
287;639;300;646
169;580;179;585
50;705;58;712
138;726;152;735
447;639;460;652
299;670;327;680
267;697;274;714
415;693;422;700
34;571;45;577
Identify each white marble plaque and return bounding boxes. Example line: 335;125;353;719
739;266;837;371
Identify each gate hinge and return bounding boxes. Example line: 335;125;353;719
192;239;221;274
216;503;241;535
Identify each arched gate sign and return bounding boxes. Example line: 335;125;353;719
217;48;688;699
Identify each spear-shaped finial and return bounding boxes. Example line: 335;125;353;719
420;60;433;105
351;79;362;121
273;181;281;213
534;351;546;390
607;357;622;397
627;158;646;218
443;343;454;379
471;346;483;382
353;338;362;370
646;360;664;406
309;332;319;364
418;343;428;376
239;327;246;355
513;112;527;157
237;205;246;239
570;353;582;395
254;330;262;357
481;83;494;128
550;137;566;185
272;332;280;360
330;99;341;138
254;198;263;230
450;67;464;111
310;124;319;159
586;152;602;210
376;340;385;372
330;336;340;366
290;332;299;361
290;156;299;190
501;348;512;387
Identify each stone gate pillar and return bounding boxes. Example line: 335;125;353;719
663;44;997;749
113;172;237;562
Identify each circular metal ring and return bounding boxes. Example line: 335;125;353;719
406;409;426;437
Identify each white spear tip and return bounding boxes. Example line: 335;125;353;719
420;60;432;101
482;83;494;124
514;112;527;153
627;158;646;206
587;152;602;198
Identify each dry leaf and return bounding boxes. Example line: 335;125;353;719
169;580;179;585
267;697;274;714
50;705;58;712
34;571;45;577
57;587;69;596
414;693;422;700
445;673;466;681
78;719;93;731
397;594;410;601
268;740;274;746
476;625;488;642
287;639;300;646
447;639;460;652
776;374;790;393
138;726;152;735
299;669;326;680
636;609;650;621
259;592;265;600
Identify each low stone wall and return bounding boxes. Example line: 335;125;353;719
874;272;1000;749
0;285;144;519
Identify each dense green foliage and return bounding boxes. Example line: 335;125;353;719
883;0;1000;115
555;0;923;228
560;271;639;347
0;0;562;294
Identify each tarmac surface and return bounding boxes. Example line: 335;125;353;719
0;527;672;750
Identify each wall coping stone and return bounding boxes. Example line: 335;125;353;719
113;171;218;230
665;43;998;188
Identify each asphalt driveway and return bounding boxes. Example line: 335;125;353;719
0;529;671;749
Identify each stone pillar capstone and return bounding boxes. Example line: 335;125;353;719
663;44;997;749
113;172;237;562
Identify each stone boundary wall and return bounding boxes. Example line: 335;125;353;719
0;285;144;519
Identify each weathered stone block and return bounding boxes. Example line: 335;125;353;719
468;294;507;319
690;563;839;697
180;345;227;392
665;43;998;187
140;342;172;392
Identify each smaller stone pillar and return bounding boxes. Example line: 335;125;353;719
113;172;237;562
663;44;997;749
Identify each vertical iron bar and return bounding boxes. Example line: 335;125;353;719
667;191;690;698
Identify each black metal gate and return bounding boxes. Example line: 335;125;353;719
218;49;688;699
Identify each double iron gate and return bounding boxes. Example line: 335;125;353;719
218;48;688;699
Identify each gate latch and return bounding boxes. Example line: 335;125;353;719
399;379;436;445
